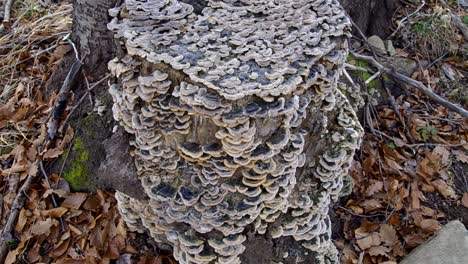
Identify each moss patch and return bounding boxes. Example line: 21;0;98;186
63;138;92;191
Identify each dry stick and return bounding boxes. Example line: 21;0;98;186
382;79;415;144
2;0;13;26
39;160;66;232
0;169;35;262
0;194;3;223
350;51;468;118
47;60;82;141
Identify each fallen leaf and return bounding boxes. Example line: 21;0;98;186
419;219;441;233
432;179;458;199
55;259;87;264
15;208;28;232
452;150;468;163
30;218;58;236
42;207;68;218
366;180;383;196
61;193;88;209
356;229;381;250
368;245;391;257
379;224;398;246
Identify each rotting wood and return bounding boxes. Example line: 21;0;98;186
108;1;363;263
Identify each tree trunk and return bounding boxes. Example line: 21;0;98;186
54;0;397;263
341;0;401;37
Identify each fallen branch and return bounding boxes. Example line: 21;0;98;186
47;60;82;140
350;51;468;118
0;168;35;262
2;0;14;28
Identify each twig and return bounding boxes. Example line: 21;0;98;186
365;71;381;85
358;251;364;264
343;68;358;88
39;160;65;232
2;0;14;28
382;79;415;144
0;194;3;223
350;51;468;117
406;142;467;148
47;60;82;140
390;1;426;37
0;168;35;263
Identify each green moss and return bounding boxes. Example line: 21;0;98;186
63;138;92;191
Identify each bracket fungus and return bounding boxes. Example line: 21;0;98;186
108;0;363;263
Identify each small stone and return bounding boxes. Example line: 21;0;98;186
386;57;418;77
400;221;468;264
386;40;396;56
283;252;289;258
367;35;386;56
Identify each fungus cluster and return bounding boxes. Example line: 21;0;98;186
107;0;362;263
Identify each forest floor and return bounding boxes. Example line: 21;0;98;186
0;1;466;264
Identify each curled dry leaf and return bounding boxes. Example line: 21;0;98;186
41;207;69;218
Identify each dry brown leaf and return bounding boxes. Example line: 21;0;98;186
419;219;441;233
410;181;421;210
356;229;381;250
30;218;58;236
379;224;398;246
462;193;468;208
43;147;65;159
362;199;382;211
404;233;426;248
384;156;404;172
433;146;450;166
69;223;83;236
42;207;68;218
15;208;28;232
83;194;103;212
452;150;468;163
55;259;87;264
366;180;383;196
50;238;71;258
61;193;88;209
368;245;391;257
431;179;458;199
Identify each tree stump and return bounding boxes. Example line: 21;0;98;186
105;0;363;263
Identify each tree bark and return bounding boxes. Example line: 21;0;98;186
51;0;396;263
341;0;401;37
